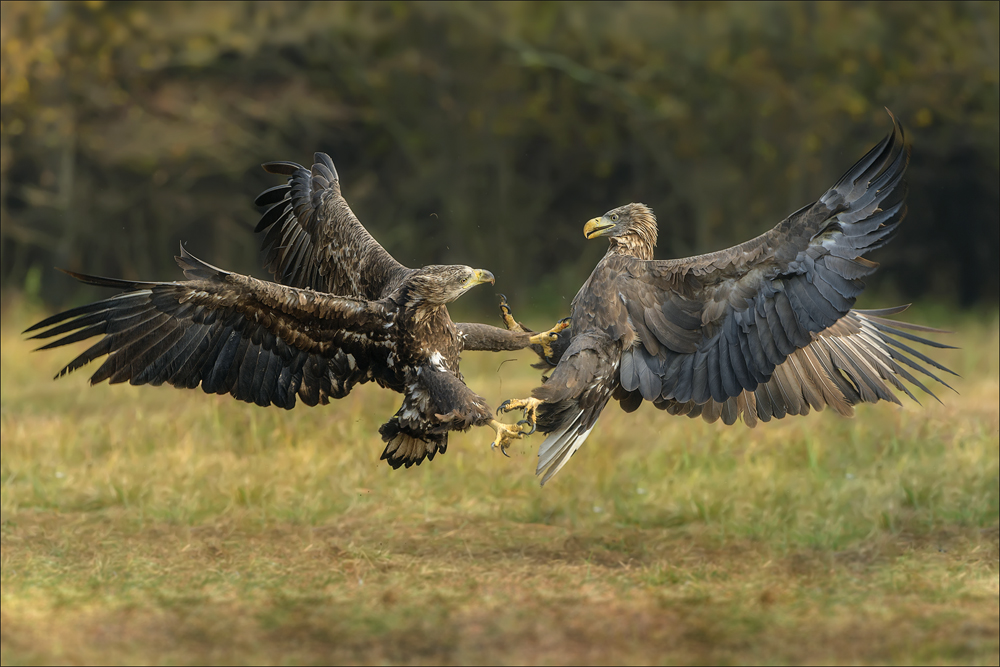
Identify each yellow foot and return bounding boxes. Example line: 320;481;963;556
496;397;544;435
487;418;531;457
498;294;527;333
528;318;570;359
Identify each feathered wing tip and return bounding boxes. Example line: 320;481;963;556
849;309;958;398
824;108;907;207
254;152;354;292
662;306;958;428
535;412;596;485
312;152;339;185
22;285;160;381
22;268;157;340
52;268;149;292
259;160;301;177
261;153;338;181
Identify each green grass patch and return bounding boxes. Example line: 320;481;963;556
2;296;998;665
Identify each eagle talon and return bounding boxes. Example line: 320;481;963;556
490;439;511;457
529;319;569;359
498;294;526;332
487;418;526;457
497;397;543;433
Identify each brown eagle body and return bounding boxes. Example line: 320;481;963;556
504;112;955;484
26;153;544;469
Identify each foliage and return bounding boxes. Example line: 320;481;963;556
1;1;998;311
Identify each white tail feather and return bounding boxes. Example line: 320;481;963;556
536;411;596;485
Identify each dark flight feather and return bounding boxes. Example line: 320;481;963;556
28;152;545;470
521;111;955;484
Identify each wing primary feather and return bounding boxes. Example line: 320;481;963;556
867;320;958;352
203;328;241;394
878;337;956;388
255;350;282;407
102;315;178;384
716;336;741;398
121;325;188;386
255;200;291;234
236;339;263;402
254;183;290;209
164;323;216;387
704;343;725;403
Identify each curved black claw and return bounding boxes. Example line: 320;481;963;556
499;294;523;333
490;439;512;458
497;399;515;415
517;419;537;436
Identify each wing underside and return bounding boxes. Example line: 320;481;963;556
531;113;956;484
25;248;397;408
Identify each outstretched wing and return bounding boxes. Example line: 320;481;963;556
533;112;954;484
643;306;954;425
254;152;414;298
24;248;400;408
616;112;952;408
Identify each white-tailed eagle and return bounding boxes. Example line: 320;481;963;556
26;154;564;469
500;112;955;484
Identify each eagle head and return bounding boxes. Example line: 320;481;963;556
406;265;495;305
583;203;657;259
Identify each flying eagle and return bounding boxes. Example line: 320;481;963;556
500;112;955;484
25;153;564;469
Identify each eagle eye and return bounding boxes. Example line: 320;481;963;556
610;213;619;222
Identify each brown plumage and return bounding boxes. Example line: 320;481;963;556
502;111;956;484
25;153;543;469
254;153;414;298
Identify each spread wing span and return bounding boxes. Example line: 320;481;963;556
255;152;414;298
24;247;394;409
514;111;957;484
616;112;921;407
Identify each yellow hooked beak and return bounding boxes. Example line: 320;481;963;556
583;217;615;239
468;269;495;287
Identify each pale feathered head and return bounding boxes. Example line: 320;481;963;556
406;265;495;305
583;203;658;259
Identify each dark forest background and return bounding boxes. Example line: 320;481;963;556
1;1;998;318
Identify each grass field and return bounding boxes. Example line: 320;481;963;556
1;296;998;665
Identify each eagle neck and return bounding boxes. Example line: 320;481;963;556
608;234;654;260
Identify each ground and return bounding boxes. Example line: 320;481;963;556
1;298;997;665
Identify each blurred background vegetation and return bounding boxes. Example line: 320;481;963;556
1;1;998;314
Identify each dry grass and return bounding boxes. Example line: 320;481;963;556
2;296;998;665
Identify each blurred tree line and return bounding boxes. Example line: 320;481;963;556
2;1;998;316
